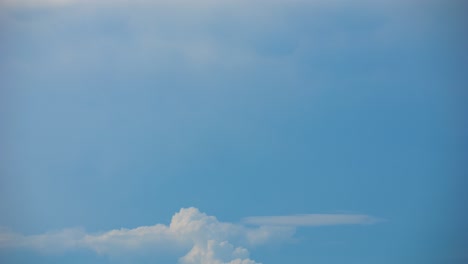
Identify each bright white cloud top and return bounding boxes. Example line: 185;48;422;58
0;207;379;264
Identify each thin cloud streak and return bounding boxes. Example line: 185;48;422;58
243;214;381;226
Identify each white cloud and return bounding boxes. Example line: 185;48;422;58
180;240;258;264
0;208;292;263
243;214;381;226
0;208;380;263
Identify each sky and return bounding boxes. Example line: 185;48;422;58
0;0;467;263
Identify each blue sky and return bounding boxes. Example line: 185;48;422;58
0;0;467;263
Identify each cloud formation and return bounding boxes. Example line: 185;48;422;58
243;214;381;226
0;208;379;263
1;0;438;90
0;208;294;263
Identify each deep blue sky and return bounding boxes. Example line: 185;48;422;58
1;1;467;263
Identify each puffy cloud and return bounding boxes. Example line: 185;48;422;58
0;208;380;263
0;208;293;263
180;240;258;264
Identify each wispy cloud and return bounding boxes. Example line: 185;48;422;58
243;214;380;226
0;0;423;81
243;214;381;227
0;208;380;263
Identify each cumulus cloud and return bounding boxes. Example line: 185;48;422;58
180;240;257;264
0;208;380;263
0;208;293;263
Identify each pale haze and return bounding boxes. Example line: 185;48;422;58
0;0;467;263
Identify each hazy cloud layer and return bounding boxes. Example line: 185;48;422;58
0;208;380;263
1;0;432;79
